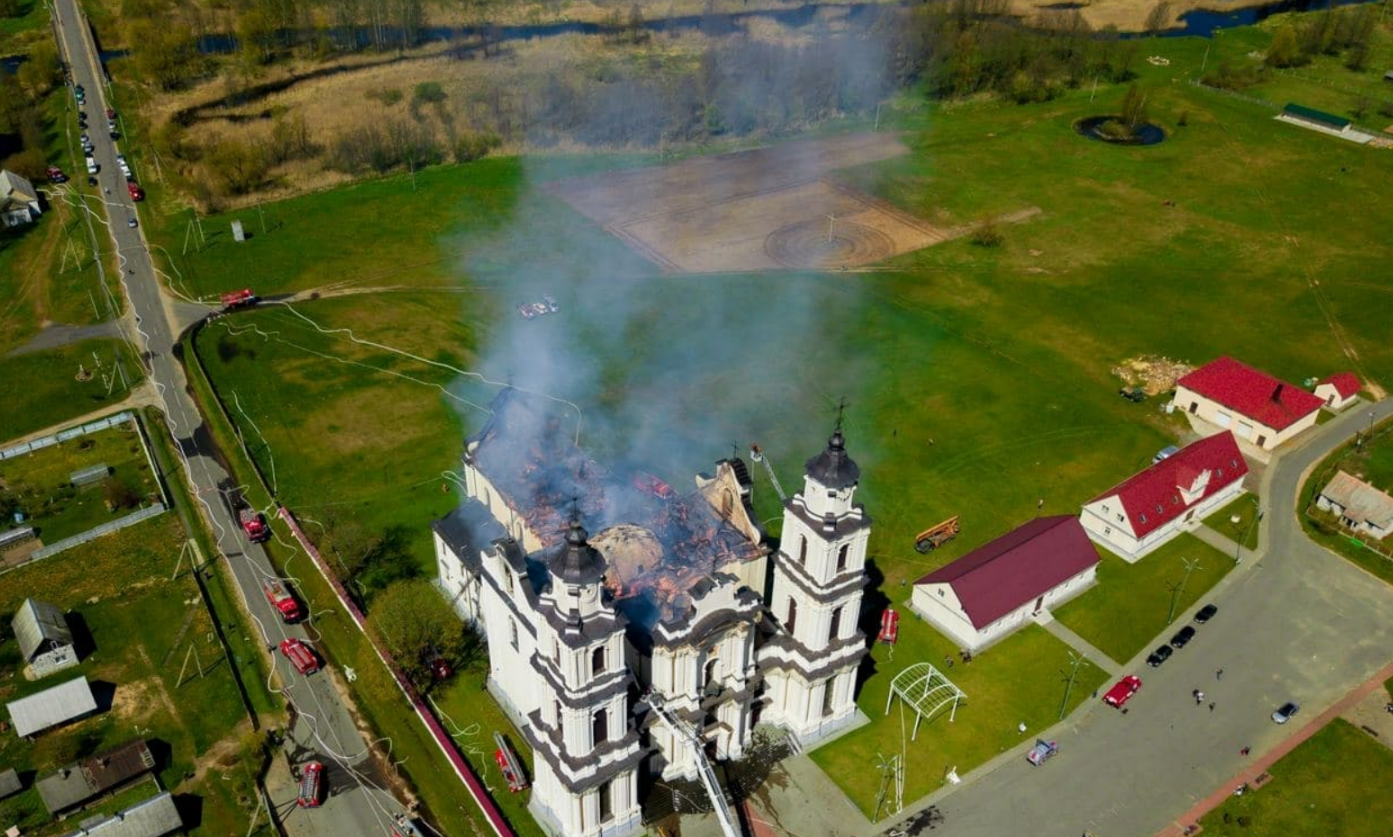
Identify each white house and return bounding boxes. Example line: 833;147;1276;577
12;598;78;678
431;389;870;837
1314;373;1360;411
910;516;1099;652
1317;471;1393;540
1172;357;1324;451
1081;431;1249;562
0;170;42;227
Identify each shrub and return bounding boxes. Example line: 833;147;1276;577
412;81;446;105
970;216;1003;248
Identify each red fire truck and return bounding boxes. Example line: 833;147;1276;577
279;638;320;675
297;761;325;808
262;577;302;623
220;289;260;310
239;508;270;543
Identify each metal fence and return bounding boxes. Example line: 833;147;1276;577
1188;79;1278;110
27;503;166;561
0;411;135;461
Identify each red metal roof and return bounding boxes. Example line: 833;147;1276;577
1318;372;1360;400
1091;431;1248;540
914;517;1100;630
1176;356;1323;431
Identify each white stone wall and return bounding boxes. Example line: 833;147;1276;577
29;645;77;678
1172;386;1318;450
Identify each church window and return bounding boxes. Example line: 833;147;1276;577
509;618;519;651
785;599;798;634
836;543;849;572
504;568;514;595
830;606;843;642
592;709;609;746
554;700;562;729
705;658;720;691
821;678;836;717
483;487;491;510
798;536;808;566
598;781;614;823
592;645;606;676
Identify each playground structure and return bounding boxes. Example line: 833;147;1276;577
885;662;967;741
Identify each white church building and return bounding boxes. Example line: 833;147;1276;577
432;390;870;837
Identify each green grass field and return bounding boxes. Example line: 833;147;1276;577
1052;535;1233;665
0;516;264;836
1205;494;1263;552
139;12;1393;833
1200;719;1393;837
0;338;144;443
0;419;160;543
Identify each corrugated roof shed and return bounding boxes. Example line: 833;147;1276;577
41;740;156;813
13;598;74;661
0;767;22;800
39;765;94;814
6;676;98;737
1321;471;1393;531
56;791;182;837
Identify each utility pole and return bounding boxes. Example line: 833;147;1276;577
1166;556;1202;624
1201;42;1210;75
874;102;882;131
826;213;836;243
1059;651;1090;720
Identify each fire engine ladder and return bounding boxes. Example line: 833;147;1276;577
646;694;742;837
748;444;787;503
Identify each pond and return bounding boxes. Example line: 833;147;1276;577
1074;116;1167;146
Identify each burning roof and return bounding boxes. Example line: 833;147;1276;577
467;390;766;629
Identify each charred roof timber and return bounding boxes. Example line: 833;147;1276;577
805;429;859;489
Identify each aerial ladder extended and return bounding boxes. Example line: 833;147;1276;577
645;692;742;837
748;443;787;503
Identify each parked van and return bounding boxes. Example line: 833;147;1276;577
85;156;98;174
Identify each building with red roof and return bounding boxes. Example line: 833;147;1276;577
1314;372;1361;411
910;517;1100;651
1172;357;1323;450
1080;431;1248;561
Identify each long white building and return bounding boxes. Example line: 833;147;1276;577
432;390;870;837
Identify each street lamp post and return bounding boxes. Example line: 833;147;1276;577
1236;494;1263;564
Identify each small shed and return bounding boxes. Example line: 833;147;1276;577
55;791;182;837
0;767;22;800
6;676;98;738
12;598;78;677
0;527;37;551
39;739;157;815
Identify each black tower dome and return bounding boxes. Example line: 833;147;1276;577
804;429;860;490
548;518;607;586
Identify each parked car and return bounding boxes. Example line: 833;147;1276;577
297;761;326;808
84;156;98;174
1026;739;1059;766
1195;603;1219;624
87;175;98;186
127;216;138;228
1103;675;1142;708
45;166;68;183
1170;626;1197;649
279;638;320;675
1152;445;1180;463
1272;701;1300;724
1146;645;1173;667
105;107;116;119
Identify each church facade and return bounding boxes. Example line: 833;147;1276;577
431;391;870;837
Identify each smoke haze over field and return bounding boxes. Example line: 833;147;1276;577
448;14;899;493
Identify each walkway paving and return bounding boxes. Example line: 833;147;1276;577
6;319;123;356
1155;658;1393;836
1033;611;1121;676
1191;525;1243;559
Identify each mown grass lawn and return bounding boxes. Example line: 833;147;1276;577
0;338;145;444
0;516;264;836
1051;534;1233;665
0;418;161;543
1200;719;1393;837
150;14;1393;833
1205;494;1263;552
809;620;1108;821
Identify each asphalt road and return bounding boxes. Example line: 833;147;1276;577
876;399;1393;837
47;6;408;836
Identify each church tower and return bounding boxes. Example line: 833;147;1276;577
529;519;643;837
760;427;870;743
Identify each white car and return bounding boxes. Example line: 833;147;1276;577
85;156;98;174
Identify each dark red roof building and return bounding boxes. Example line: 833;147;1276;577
1081;431;1249;561
1173;357;1323;449
911;517;1100;650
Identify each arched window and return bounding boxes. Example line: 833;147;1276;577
785;598;798;633
830;606;843;642
836;543;849;572
592;709;609;747
798;536;808;566
704;658;720;690
592;645;606;676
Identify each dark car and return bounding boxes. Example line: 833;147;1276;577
1195;604;1218;624
86;175;98;186
1272;701;1300;724
1170;626;1197;649
109;130;120;140
1146;645;1173;667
